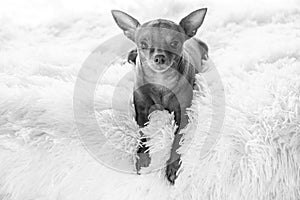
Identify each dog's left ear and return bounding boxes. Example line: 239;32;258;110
179;8;207;38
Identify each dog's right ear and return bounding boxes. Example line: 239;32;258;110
111;10;140;41
179;8;207;38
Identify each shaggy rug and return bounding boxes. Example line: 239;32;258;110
0;55;299;200
0;0;300;199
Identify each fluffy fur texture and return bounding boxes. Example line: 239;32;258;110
0;1;300;199
0;59;299;199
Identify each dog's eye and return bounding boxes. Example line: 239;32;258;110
140;42;148;49
170;41;180;49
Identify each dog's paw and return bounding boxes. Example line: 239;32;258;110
166;158;181;184
135;152;151;173
202;57;215;72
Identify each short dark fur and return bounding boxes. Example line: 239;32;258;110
111;8;208;184
128;39;208;65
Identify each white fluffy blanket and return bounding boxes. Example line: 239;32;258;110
0;1;300;199
1;57;299;199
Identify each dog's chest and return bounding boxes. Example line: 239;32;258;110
142;67;179;91
134;65;180;105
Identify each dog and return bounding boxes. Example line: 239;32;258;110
111;8;208;184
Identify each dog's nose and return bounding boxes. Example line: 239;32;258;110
154;54;166;65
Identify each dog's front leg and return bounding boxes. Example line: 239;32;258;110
166;109;189;184
133;92;152;173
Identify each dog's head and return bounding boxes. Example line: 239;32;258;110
111;9;207;72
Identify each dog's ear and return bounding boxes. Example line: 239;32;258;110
111;10;140;41
179;8;207;38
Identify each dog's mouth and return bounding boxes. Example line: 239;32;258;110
144;60;174;73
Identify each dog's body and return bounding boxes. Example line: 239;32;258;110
111;9;208;184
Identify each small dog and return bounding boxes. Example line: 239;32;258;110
111;8;208;184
